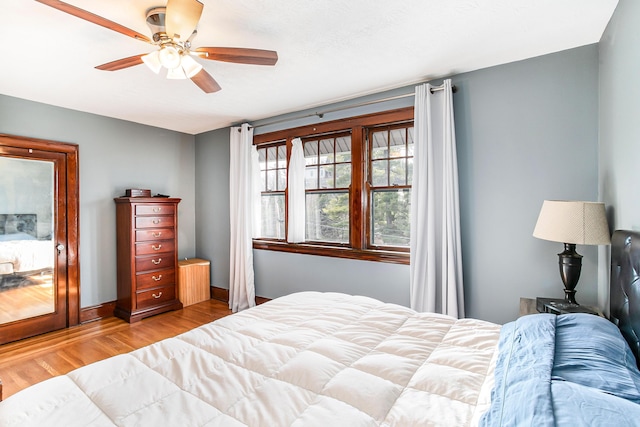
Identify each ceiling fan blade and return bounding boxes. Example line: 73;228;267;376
190;69;221;93
35;0;150;43
195;47;278;66
95;54;145;71
165;0;204;41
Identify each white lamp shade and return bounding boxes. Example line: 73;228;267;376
158;45;182;69
533;200;611;245
181;54;203;78
141;51;162;74
166;66;187;79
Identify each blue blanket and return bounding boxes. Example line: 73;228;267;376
480;313;640;426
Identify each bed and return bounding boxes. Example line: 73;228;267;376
1;231;640;426
0;214;53;277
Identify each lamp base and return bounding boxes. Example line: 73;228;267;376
558;243;582;304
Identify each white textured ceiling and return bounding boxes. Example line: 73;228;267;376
0;0;618;135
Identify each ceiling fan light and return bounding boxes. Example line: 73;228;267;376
158;45;182;69
141;50;162;74
167;66;187;80
181;54;203;78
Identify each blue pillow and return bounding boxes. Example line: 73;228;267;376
552;313;640;404
0;232;36;241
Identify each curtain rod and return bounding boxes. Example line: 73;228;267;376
238;83;457;131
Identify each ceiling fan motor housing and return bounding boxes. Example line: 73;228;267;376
146;7;168;42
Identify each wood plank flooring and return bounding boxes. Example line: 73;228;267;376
0;298;231;400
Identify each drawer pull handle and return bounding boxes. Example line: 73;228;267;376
152;292;163;299
152;219;160;224
152;244;162;251
152;232;162;237
151;258;162;265
153;207;161;212
152;275;162;281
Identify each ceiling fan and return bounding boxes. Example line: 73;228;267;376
35;0;278;93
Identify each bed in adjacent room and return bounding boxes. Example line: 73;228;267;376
1;230;640;426
0;214;53;278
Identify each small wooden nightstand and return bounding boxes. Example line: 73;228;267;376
519;298;538;316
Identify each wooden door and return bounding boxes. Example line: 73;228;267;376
0;135;79;345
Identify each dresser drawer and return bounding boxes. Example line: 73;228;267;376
136;254;175;272
136;269;175;290
135;204;176;216
135;216;175;229
135;228;176;242
136;285;175;309
135;240;175;256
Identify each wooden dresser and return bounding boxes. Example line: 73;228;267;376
114;197;183;322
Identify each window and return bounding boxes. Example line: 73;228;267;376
368;125;413;249
253;107;414;264
257;142;287;239
304;132;351;243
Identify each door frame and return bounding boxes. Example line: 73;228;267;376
0;134;80;330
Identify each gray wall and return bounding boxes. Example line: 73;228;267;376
455;46;600;322
599;0;640;307
195;44;600;324
194;127;230;289
0;95;197;307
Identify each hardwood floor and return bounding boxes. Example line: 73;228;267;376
0;272;54;324
0;298;231;400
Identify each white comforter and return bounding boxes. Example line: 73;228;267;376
0;292;501;426
0;239;53;274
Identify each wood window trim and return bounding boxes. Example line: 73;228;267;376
253;107;413;265
252;240;409;265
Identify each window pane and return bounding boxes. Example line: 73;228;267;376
336;136;351;162
319;139;334;164
304;141;318;165
335;163;351;188
267;146;277;169
371;189;411;247
389;158;406;186
371;131;388;159
277;169;287;191
276;145;287;169
371;159;388;187
407;158;413;185
389;128;406;155
305;166;318;189
306;192;349;243
261;194;285;239
389;128;406;158
258;147;267;168
266;170;276;191
319;164;333;189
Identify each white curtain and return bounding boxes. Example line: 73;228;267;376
287;138;305;243
410;79;465;317
229;123;258;312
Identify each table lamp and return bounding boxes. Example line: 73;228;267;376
533;200;610;305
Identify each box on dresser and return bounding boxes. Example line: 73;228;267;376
124;188;151;198
114;197;183;322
